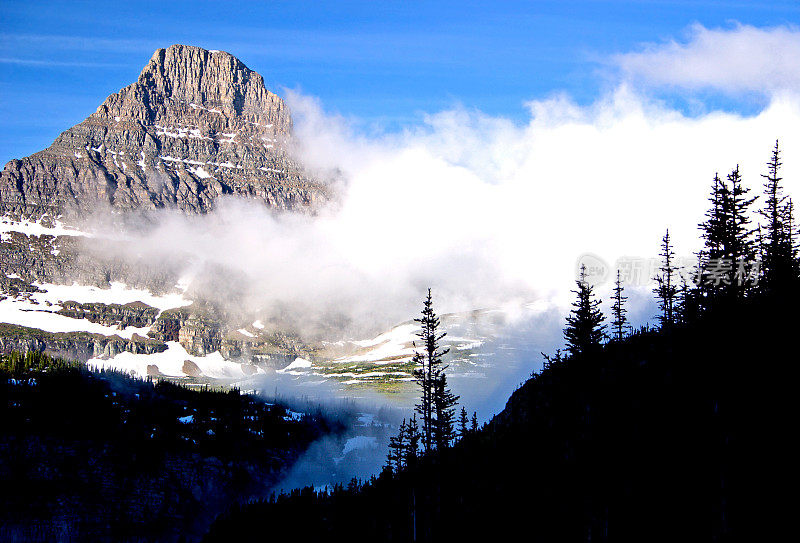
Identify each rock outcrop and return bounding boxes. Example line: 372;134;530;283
56;300;160;329
0;45;327;220
149;305;311;365
0;323;167;362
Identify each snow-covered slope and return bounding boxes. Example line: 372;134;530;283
90;341;263;379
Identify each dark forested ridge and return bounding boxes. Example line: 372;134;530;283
204;298;796;542
204;142;799;542
0;352;340;542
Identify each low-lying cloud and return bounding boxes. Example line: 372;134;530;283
96;85;800;341
78;23;800;344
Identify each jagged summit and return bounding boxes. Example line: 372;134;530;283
101;45;291;130
0;45;325;219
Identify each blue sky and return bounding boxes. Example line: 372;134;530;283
0;0;798;164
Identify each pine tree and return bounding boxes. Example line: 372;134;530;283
698;168;758;307
758;141;797;293
784;198;800;280
412;288;452;453
541;349;564;370
386;419;407;474
675;276;699;325
610;269;628;340
563;265;606;356
654;229;678;327
457;406;469;441
726;165;758;299
404;415;421;468
698;174;729;309
470;412;478;433
433;373;459;449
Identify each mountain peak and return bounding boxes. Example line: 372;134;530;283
98;44;285;127
0;45;326;219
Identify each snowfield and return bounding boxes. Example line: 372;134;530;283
336;323;419;364
28;281;192;311
0;218;92;238
0;281;192;338
90;341;261;379
277;357;313;375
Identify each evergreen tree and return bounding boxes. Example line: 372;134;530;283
564;265;606;356
758;142;798;293
470;412;478;433
404;415;421;468
697;174;728;309
610;269;628;340
726;165;758;299
759;141;786;282
698;168;758;306
433;373;459;449
386;419;407;474
675;276;699;326
654;229;678;327
541;349;564;370
457;406;469;441
412;288;452;453
784;198;800;280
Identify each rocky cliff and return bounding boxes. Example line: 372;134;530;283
0;323;167;362
0;45;327;219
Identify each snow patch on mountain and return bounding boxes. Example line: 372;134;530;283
90;341;258;379
0;218;92;238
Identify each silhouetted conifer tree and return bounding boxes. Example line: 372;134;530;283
726;165;758;299
470;412;478;433
433;373;459;449
697;173;728;309
564;265;606;356
386;419;407;473
457;406;469;441
784;198;800;280
675;276;700;325
611;269;628;340
758;142;799;293
541;349;564;370
404;415;421;468
698;168;758;307
654;229;679;327
412;289;453;452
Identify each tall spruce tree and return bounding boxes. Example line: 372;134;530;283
610;269;628;340
758;141;797;293
726;165;758;299
433;374;459;449
457;406;469;441
675;276;699;325
404;415;421;468
564;265;606;356
386;419;407;474
784;198;800;280
412;289;457;453
654;229;678;327
697;174;728;309
698;168;758;307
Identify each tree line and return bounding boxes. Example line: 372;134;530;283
564;140;799;357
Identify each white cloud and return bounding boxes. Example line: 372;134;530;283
612;23;800;94
107;87;800;337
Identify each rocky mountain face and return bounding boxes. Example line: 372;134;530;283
0;45;330;376
0;45;410;384
0;323;167;362
0;45;327;219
